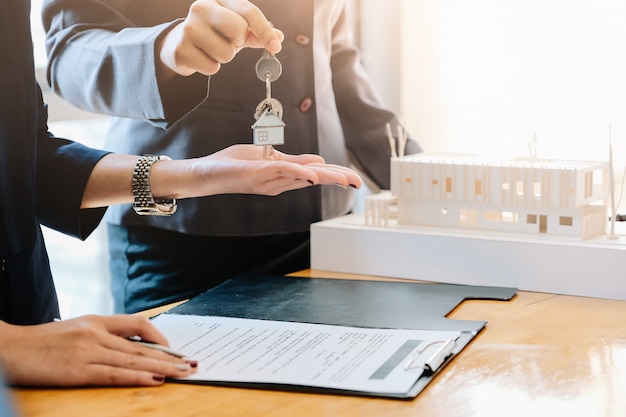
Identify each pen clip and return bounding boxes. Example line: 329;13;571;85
405;338;457;372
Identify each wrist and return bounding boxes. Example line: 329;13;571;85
132;155;177;216
157;20;189;78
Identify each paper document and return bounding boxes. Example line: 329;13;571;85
152;314;462;396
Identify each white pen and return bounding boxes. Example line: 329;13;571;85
131;340;187;358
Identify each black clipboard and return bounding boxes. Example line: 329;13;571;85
163;275;517;398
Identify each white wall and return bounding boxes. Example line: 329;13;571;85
398;0;626;169
358;0;402;114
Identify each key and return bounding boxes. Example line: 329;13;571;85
255;50;282;82
254;73;283;120
254;98;283;120
253;50;284;159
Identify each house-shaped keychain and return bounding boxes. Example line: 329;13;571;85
252;108;285;147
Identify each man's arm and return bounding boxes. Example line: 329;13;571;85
329;5;422;190
43;0;282;127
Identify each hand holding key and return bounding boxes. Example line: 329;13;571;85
252;50;285;159
158;0;283;78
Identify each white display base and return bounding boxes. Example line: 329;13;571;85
310;213;626;300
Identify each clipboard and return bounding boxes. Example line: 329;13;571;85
161;274;517;398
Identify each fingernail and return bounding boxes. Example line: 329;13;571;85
176;363;191;371
186;360;198;368
269;38;281;53
335;183;347;189
307;180;315;185
350;184;358;189
152;375;165;382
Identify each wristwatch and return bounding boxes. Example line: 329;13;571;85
132;155;177;216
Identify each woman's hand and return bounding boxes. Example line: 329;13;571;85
151;144;363;199
0;315;196;387
82;144;362;208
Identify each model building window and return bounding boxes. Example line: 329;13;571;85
527;214;537;224
559;216;573;226
484;211;517;223
484;211;500;222
474;179;482;195
460;208;478;227
445;177;452;193
502;211;517;223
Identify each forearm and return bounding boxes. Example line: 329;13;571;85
43;0;282;128
80;154;210;208
80;152;311;208
80;146;362;209
43;0;207;126
80;154;139;208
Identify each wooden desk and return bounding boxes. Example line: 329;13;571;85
10;270;626;417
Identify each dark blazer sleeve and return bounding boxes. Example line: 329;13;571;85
35;86;109;240
330;6;422;189
42;0;207;128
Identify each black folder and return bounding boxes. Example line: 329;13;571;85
164;275;517;398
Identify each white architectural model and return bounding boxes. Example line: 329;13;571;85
311;146;626;301
366;153;610;240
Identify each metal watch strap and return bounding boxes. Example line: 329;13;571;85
132;155;177;216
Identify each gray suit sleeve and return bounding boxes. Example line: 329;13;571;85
42;0;207;128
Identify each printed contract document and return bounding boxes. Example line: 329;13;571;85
152;314;463;397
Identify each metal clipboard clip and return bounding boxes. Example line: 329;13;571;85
405;338;457;372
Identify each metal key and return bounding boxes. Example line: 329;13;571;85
252;50;284;159
255;50;282;82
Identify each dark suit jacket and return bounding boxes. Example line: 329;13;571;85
43;0;421;237
0;0;107;324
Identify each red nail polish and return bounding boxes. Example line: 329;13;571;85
186;360;198;368
152;375;165;382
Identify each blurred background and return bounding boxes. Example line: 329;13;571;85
30;0;626;317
